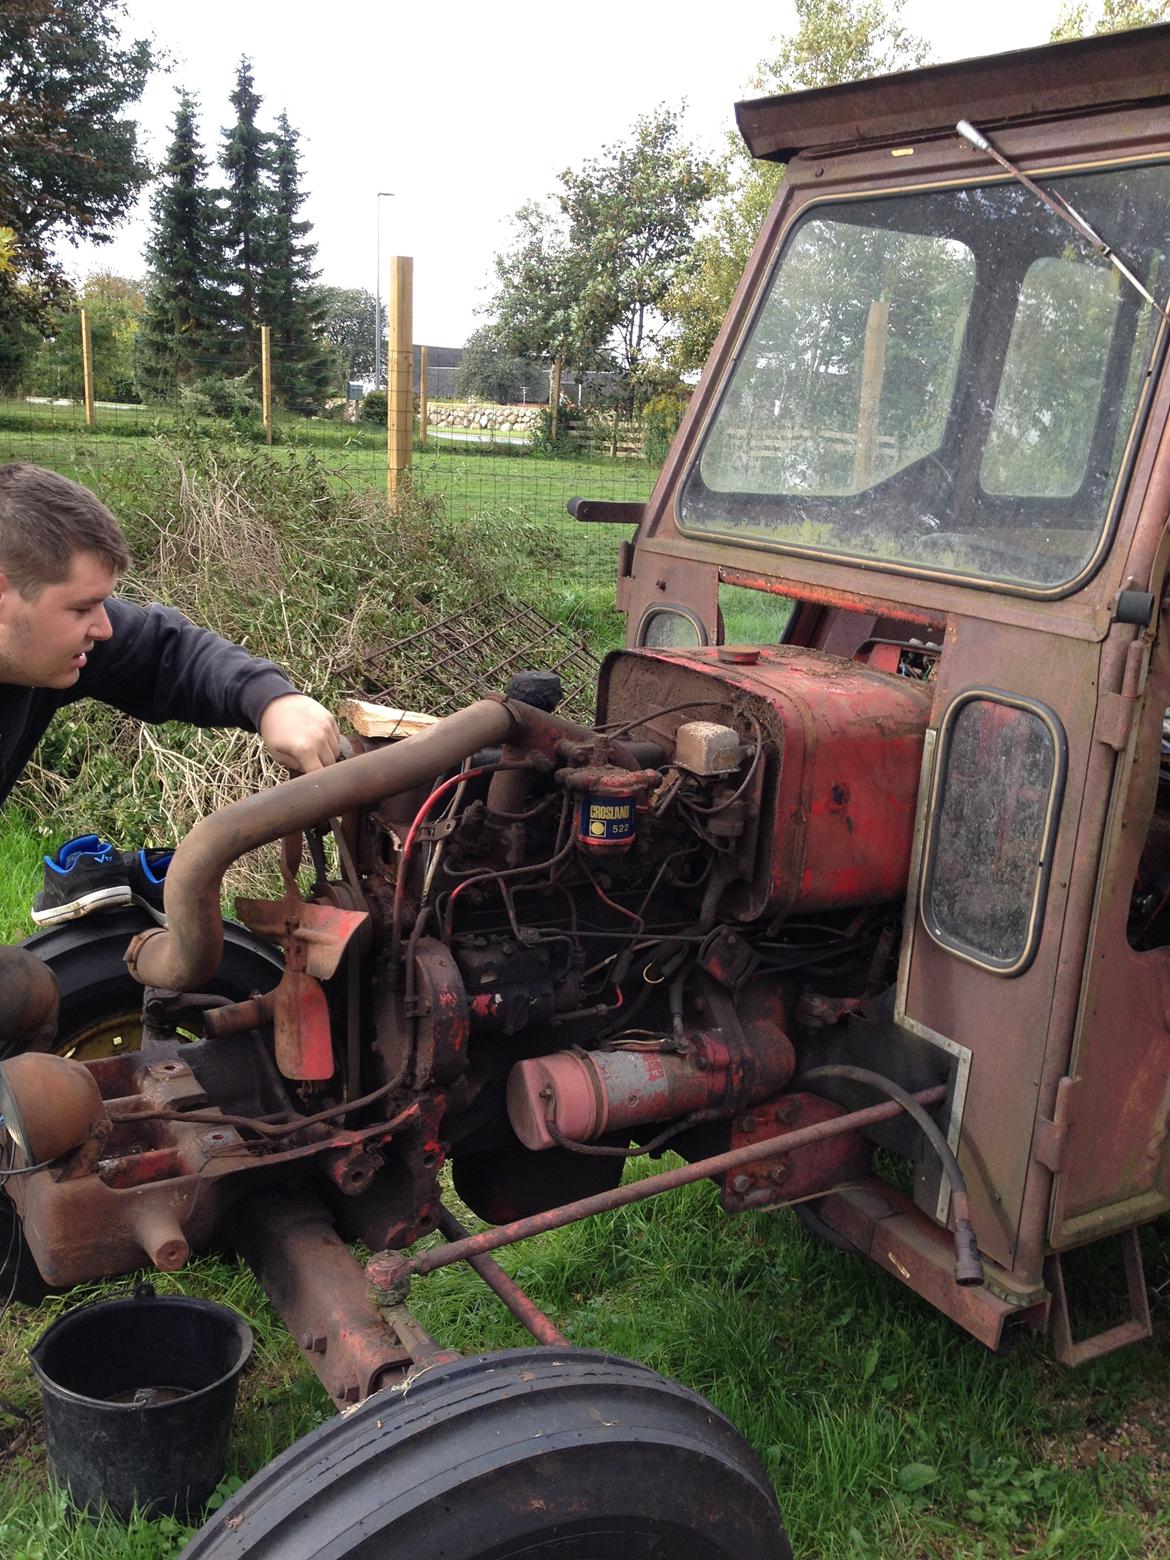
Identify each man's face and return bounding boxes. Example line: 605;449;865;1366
0;551;117;689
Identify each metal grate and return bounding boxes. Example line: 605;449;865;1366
351;592;600;724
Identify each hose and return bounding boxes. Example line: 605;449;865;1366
798;1064;984;1287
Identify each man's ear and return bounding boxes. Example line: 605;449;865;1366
0;569;13;609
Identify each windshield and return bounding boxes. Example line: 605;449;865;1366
680;162;1170;590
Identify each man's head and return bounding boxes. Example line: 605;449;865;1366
0;464;132;688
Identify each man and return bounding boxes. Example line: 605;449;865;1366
0;461;340;921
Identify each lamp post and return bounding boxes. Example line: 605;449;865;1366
374;191;395;388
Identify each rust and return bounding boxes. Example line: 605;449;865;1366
370;1087;945;1286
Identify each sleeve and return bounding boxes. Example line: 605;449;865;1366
65;598;298;731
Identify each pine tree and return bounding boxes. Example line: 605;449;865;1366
261;114;331;412
138;90;225;396
220;58;268;371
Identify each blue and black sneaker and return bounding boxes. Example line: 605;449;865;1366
31;835;132;926
125;847;172;925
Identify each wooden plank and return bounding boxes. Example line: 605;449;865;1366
339;698;440;739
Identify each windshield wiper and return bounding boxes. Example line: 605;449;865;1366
956;118;1170;322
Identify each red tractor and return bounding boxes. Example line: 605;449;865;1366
5;23;1170;1557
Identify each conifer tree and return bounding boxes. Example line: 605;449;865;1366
138;90;224;396
261;114;332;412
220;58;268;370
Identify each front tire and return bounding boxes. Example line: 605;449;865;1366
181;1348;791;1560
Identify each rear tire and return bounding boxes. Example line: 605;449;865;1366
180;1348;791;1560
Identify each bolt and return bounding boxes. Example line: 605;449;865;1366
730;1174;751;1194
768;1163;791;1183
738;1116;757;1134
337;1379;360;1405
300;1331;327;1354
778;1100;800;1126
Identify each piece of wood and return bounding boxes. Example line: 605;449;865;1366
79;309;95;429
387;256;414;500
339;698;440;739
418;344;429;447
852;299;889;489
260;323;273;445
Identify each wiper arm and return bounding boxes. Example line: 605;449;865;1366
956;118;1169;322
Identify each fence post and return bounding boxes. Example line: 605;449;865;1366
260;324;273;445
549;356;562;443
852;299;889;489
418;345;429;448
387;256;413;501
79;309;95;429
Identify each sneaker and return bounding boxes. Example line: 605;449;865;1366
125;847;172;925
31;835;132;926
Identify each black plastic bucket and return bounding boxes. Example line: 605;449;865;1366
29;1282;253;1521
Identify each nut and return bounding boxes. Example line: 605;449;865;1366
730;1174;751;1194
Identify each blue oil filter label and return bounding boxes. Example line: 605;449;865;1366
579;794;636;846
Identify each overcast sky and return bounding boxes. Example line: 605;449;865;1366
71;0;1067;345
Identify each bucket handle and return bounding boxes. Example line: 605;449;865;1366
133;1281;156;1302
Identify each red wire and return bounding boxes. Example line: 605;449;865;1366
389;764;498;961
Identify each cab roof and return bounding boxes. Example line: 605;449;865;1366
735;22;1170;164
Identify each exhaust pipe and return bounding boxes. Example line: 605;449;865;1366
125;697;520;994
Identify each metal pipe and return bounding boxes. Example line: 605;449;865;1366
126;698;519;994
369;1085;946;1288
436;1207;568;1346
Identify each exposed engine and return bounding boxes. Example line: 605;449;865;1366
1;645;947;1319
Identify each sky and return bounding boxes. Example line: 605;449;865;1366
70;0;1069;346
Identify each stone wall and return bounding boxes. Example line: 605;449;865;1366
426;401;541;433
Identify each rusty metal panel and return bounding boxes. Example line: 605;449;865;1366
899;614;1101;1272
735;25;1170;163
1050;603;1170;1246
599;644;932;920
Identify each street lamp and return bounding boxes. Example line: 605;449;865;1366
374;191;395;388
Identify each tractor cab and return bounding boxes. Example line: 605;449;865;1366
601;21;1170;1360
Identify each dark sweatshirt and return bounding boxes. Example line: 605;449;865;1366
0;597;297;807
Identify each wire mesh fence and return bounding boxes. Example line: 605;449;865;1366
0;382;662;645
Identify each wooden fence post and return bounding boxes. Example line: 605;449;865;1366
260;324;273;445
418;345;429;448
387;256;414;502
549;357;562;443
852;300;889;489
79;309;95;429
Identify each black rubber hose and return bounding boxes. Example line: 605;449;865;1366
798;1064;984;1287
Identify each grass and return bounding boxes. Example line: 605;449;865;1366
0;421;1166;1556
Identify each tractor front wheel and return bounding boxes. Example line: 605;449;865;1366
180;1348;791;1560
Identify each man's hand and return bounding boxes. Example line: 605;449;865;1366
259;694;341;774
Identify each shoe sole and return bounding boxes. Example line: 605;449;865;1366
31;885;134;926
130;892;167;927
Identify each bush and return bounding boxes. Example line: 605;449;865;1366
362;389;387;423
528;401;583;456
641;391;689;464
178;372;261;431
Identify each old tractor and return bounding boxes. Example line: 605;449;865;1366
5;21;1170;1558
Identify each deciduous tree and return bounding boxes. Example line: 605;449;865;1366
1051;0;1168;36
317;286;383;382
662;0;928;377
454;325;531;403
